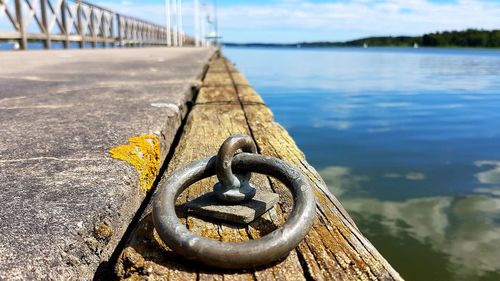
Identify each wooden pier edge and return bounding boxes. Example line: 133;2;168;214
114;54;404;280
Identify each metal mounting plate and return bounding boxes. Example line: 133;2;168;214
186;191;279;224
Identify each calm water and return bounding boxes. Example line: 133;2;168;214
224;47;500;281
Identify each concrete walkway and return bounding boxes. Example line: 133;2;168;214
0;47;215;280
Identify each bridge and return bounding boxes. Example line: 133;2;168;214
0;0;211;49
0;1;402;280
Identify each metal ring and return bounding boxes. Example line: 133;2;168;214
152;153;316;269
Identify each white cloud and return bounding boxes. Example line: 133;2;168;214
216;0;500;42
81;0;500;42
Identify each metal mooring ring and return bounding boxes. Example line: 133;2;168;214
152;152;316;269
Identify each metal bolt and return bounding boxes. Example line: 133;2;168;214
213;134;257;203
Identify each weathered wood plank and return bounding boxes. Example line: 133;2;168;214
115;56;403;281
197;86;238;104
237;85;265;104
202;71;234;87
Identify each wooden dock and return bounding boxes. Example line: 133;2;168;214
114;53;403;280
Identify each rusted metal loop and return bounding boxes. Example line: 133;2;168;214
153;153;316;269
214;134;258;203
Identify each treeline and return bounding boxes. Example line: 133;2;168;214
311;29;500;48
225;29;500;48
421;29;500;47
303;36;418;47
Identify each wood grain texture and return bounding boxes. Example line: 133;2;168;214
115;55;403;281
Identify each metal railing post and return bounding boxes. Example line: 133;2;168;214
110;13;115;47
165;0;171;46
194;0;199;47
40;0;51;49
102;13;107;48
172;0;177;46
178;0;182;46
14;0;27;50
90;8;96;48
61;0;69;49
77;1;84;48
116;14;122;47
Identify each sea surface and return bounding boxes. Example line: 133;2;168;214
224;47;500;281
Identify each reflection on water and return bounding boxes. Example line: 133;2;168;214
383;172;426;180
225;47;500;281
475;161;500;184
322;166;500;281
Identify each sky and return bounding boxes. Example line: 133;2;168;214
2;0;500;43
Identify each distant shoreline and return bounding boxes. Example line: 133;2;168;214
223;44;500;50
224;29;500;49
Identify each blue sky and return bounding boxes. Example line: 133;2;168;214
48;0;500;42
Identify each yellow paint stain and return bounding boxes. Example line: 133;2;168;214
109;134;160;193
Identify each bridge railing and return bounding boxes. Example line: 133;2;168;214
0;0;190;49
